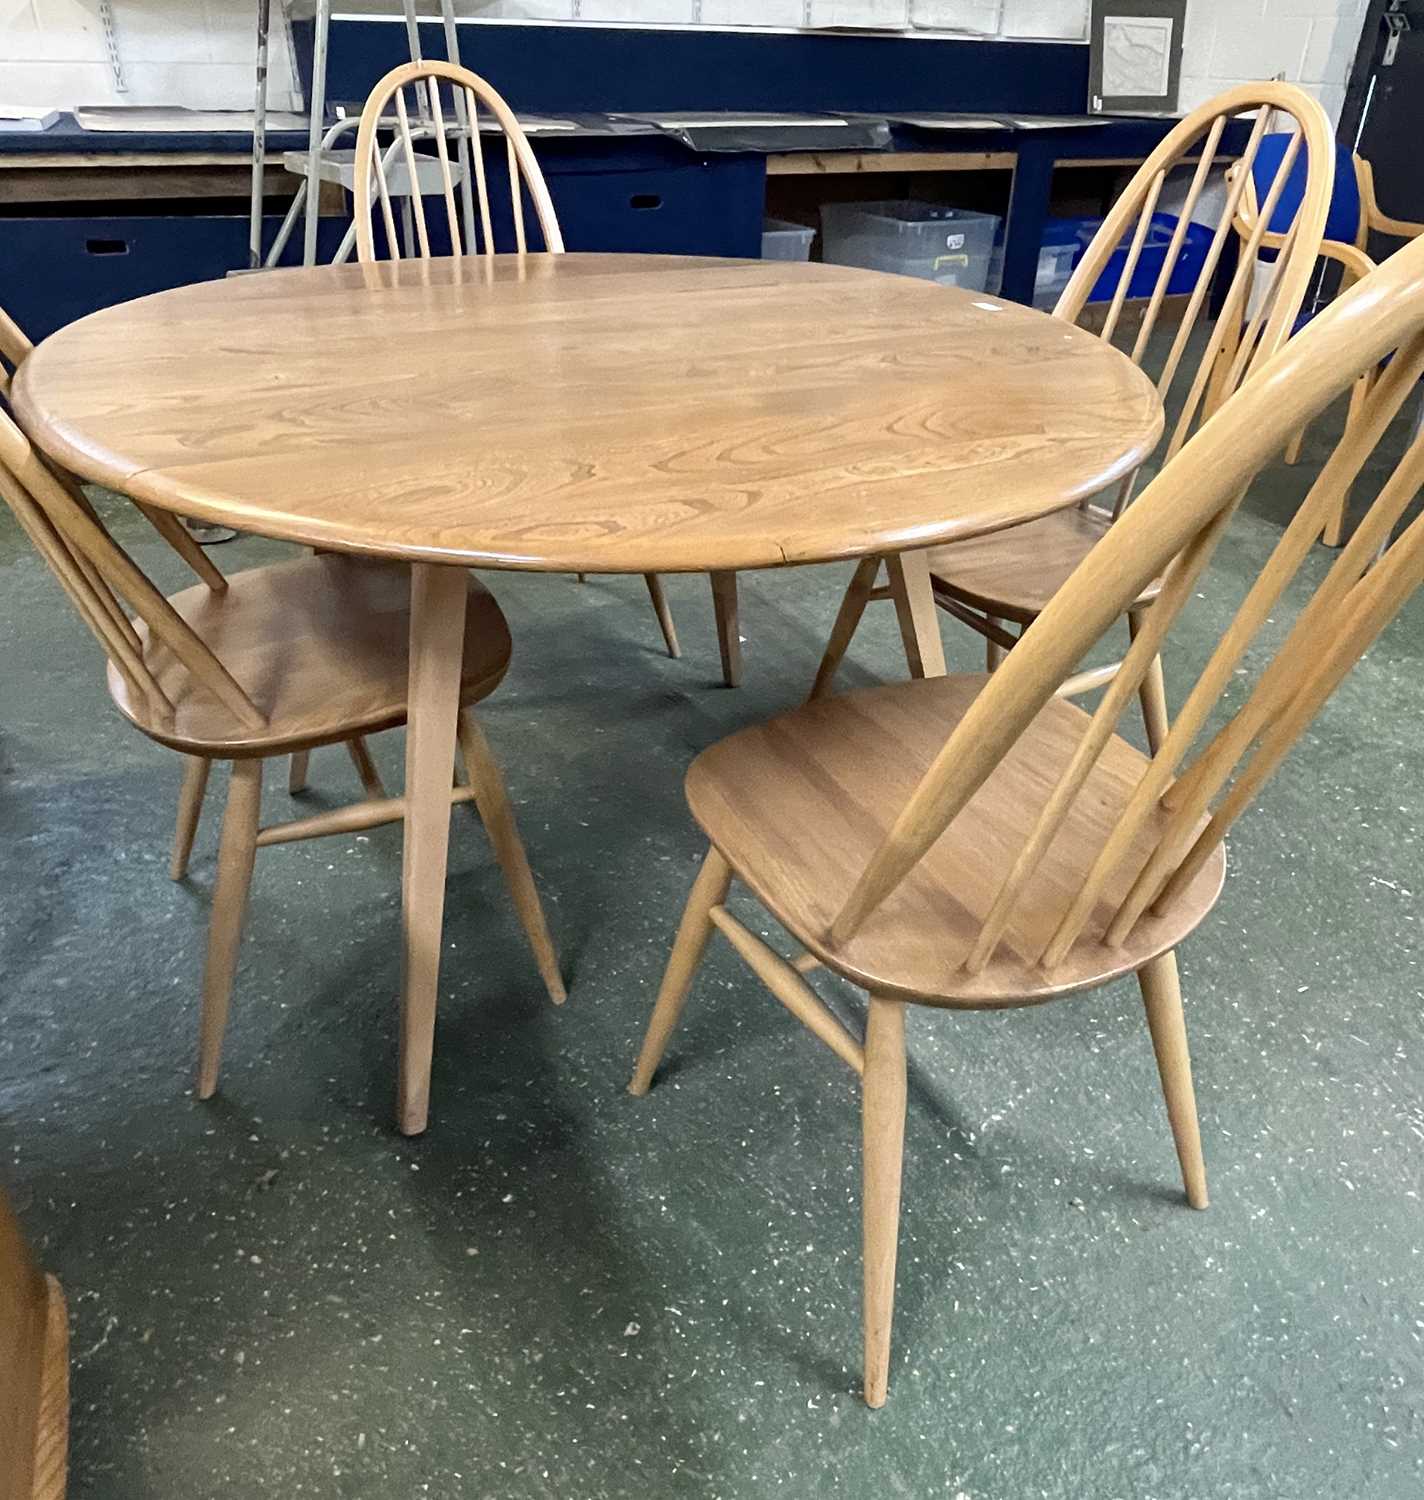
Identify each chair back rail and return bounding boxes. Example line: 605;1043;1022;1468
829;230;1424;973
1056;83;1335;468
0;407;266;733
352;60;564;264
0;303;35;398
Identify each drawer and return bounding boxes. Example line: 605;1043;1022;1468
0;214;348;340
546;161;764;258
379;158;765;260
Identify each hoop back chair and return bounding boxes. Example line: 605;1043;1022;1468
811;83;1336;751
0;399;564;1125
1;1187;67;1499
631;228;1424;1406
352;59;748;682
1230;131;1424;542
7;291;406;864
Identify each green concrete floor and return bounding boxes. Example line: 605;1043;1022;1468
2;423;1422;1497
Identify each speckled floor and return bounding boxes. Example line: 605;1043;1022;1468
2;420;1422;1497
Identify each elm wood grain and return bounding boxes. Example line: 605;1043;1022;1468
106;554;512;756
349;60;689;664
685;677;1225;1007
630;233;1424;1403
0;1187;67;1500
0;406;562;1128
10;255;1163;574
810;83;1335;725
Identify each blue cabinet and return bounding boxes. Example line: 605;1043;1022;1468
0;215;348;340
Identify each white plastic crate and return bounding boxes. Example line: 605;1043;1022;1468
821;200;1001;291
761;219;817;261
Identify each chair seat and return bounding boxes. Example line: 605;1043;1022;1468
927;507;1163;625
686;676;1224;1007
109;554;510;755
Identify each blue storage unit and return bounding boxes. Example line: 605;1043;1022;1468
0;214;349;341
544;159;763;259
348;133;765;260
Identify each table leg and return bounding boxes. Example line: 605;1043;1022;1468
885;550;947;680
399;562;468;1136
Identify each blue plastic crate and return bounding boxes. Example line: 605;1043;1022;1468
1045;212;1213;304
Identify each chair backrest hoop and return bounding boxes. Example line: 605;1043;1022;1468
829;227;1424;971
352;59;564;265
1054;83;1334;463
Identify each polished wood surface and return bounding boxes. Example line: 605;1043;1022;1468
1;1188;68;1500
631;231;1424;1404
11;254;1162;574
686;676;1225;1005
926;507;1163;624
107;553;510;756
348;64;683;667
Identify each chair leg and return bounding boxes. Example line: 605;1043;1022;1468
809;555;882;701
862;994;907;1409
170;755;211;881
1128;607;1170;755
1284;426;1305;465
288;750;310;794
643;573;681;659
985;616;1008;671
1137;949;1209;1211
456;711;566;1006
710;570;742;687
884;551;947;680
345;736;387;800
628;846;732;1095
196;758;262;1100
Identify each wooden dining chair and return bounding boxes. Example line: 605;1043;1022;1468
0;401;564;1113
1229;134;1424;543
4;296;380;876
351;58;740;684
810;83;1335;751
630;229;1424;1406
1;1186;67;1499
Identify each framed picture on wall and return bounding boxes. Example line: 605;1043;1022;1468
1089;0;1187;115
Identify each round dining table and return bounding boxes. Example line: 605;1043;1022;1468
12;251;1163;1135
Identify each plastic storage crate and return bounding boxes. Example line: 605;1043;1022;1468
821;201;1001;291
761;218;817;261
1033;220;1081;308
1046;213;1213;304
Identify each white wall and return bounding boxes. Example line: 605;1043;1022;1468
1180;0;1367;124
0;0;301;111
0;1;1367;118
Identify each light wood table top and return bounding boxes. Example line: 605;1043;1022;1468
12;253;1163;575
